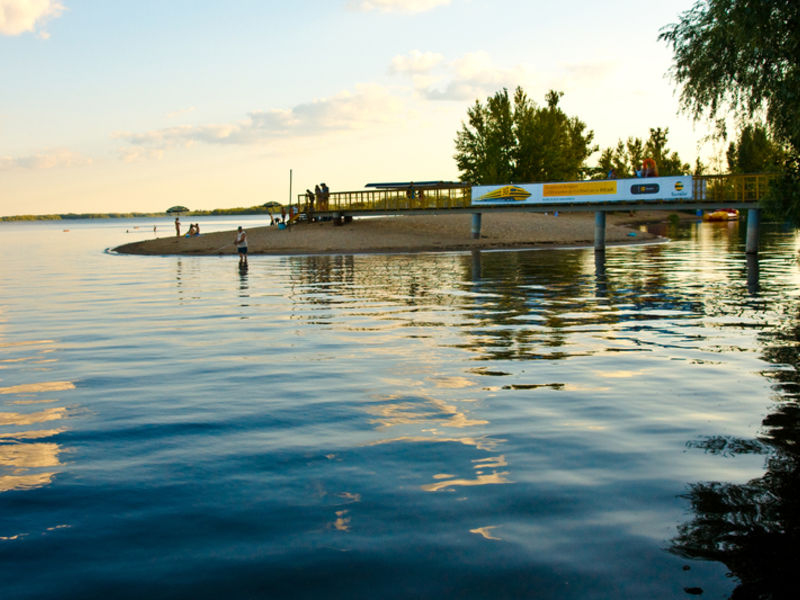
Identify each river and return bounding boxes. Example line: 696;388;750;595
1;215;798;599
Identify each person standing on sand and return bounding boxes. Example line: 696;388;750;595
174;217;180;237
235;226;248;265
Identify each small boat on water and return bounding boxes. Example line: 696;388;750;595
703;208;739;221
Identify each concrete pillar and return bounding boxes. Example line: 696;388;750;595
746;208;760;254
471;213;482;239
594;211;606;251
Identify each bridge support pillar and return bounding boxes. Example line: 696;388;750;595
471;213;482;239
746;208;760;254
594;211;606;251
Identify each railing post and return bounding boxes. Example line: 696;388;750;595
746;208;760;254
594;211;606;251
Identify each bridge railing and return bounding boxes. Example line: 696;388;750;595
692;173;777;204
297;185;472;214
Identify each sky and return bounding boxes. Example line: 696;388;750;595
0;0;717;217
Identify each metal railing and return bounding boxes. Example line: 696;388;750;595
296;185;472;215
692;173;777;204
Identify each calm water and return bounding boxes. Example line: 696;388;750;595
1;216;799;599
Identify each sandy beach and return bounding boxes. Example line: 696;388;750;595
113;211;674;256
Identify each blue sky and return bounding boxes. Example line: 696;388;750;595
1;0;715;216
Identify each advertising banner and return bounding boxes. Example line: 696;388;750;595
471;176;693;206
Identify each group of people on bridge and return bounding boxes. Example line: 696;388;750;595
607;158;659;180
305;183;330;213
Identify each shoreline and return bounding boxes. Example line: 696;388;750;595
112;211;685;257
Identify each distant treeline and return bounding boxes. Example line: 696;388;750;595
1;205;283;222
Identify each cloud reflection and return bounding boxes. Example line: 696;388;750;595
421;471;511;493
0;381;75;394
366;394;487;429
0;338;72;495
470;526;502;541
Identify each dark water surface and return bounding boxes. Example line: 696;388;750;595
1;216;799;599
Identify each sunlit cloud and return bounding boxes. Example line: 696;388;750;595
348;0;451;14
0;0;64;37
115;84;406;161
166;106;197;119
390;49;532;101
390;49;444;74
559;59;616;82
0;149;91;171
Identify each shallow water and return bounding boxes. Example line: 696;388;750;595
1;216;799;599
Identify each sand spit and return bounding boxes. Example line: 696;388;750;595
113;212;675;257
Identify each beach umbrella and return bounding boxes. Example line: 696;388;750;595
262;201;281;208
166;205;189;215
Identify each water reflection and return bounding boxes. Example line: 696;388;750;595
670;265;800;599
0;339;70;494
238;262;249;310
747;253;760;295
594;249;608;299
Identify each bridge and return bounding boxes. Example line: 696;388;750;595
292;174;777;253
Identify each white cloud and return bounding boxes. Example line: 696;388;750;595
0;149;91;170
390;50;444;74
116;84;406;161
166;106;197;120
0;0;64;36
348;0;451;13
391;50;533;101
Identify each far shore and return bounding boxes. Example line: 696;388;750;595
112;211;688;257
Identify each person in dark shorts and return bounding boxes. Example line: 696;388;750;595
235;226;248;266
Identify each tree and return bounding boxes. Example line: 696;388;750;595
726;123;783;173
659;0;799;149
645;127;691;176
453;90;515;185
593;128;689;178
659;0;800;221
454;87;596;185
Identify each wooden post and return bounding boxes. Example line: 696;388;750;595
746;208;760;254
594;211;606;251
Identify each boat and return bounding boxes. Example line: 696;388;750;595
703;208;739;221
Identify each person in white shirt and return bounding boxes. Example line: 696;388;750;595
235;226;248;266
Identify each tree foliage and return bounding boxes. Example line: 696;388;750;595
726;123;784;174
660;0;800;222
659;0;800;150
594;127;690;178
454;87;596;185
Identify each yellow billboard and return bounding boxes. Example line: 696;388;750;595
543;181;617;197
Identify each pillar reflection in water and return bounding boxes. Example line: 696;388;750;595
594;249;607;299
470;249;481;281
747;253;759;296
